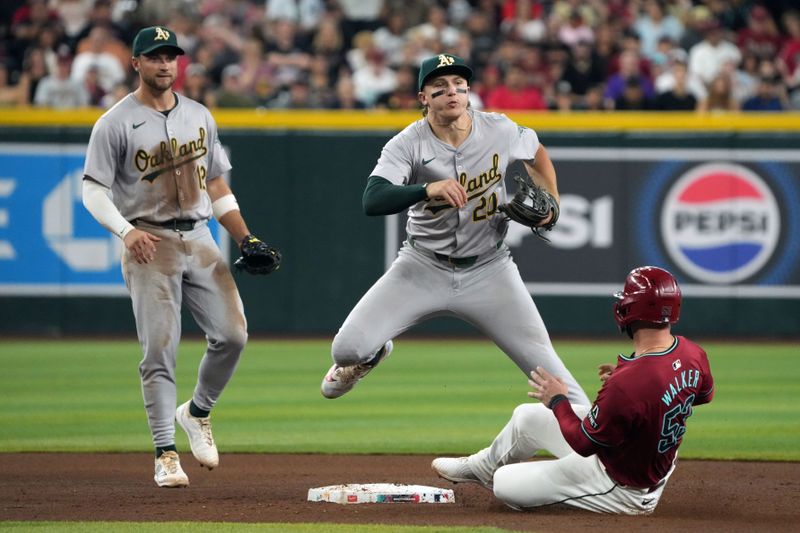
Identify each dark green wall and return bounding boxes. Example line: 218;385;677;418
1;126;798;339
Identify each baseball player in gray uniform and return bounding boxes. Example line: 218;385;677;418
82;26;276;487
320;54;590;411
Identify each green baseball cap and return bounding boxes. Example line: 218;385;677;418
132;26;185;57
418;54;473;91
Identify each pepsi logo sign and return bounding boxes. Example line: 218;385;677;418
660;163;780;283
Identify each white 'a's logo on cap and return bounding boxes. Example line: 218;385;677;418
437;54;455;68
154;27;170;41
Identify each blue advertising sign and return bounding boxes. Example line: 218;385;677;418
0;144;227;296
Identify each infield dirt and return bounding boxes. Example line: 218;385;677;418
1;453;797;532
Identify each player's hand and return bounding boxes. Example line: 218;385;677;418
527;366;568;405
123;228;161;264
425;180;468;208
598;363;615;383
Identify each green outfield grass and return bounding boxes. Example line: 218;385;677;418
1;338;797;460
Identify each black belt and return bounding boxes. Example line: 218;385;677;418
409;238;502;268
131;218;198;231
433;252;479;267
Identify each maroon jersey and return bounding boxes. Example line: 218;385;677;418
553;335;714;488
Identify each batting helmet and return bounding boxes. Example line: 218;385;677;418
613;266;681;336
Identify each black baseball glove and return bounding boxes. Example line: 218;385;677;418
499;174;560;241
234;234;281;275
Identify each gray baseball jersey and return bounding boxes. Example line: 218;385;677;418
325;109;590;408
84;93;231;221
372;110;539;257
84;92;245;449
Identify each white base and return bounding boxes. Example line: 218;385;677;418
308;483;455;504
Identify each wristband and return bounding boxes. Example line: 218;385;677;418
422;182;430;200
212;194;239;220
547;394;568;410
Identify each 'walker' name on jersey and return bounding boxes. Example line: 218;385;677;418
660;368;701;406
136;127;208;183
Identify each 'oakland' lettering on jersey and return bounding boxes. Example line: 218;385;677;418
136;127;209;181
459;153;502;200
661;368;701;406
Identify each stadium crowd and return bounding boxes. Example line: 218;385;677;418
1;0;799;112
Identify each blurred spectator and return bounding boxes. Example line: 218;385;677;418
383;0;433;28
306;56;337;107
51;0;93;41
74;18;129;72
500;0;546;44
215;64;257;108
35;23;66;75
181;62;215;108
736;5;782;61
71;26;126;92
345;30;375;73
697;72;739;112
656;61;697;111
688;19;742;85
614;75;657;110
19;46;49;104
271;75;324;108
742;75;787;111
485;64;546;110
549;79;575;111
561;40;605;96
604;50;655;104
446;0;473;27
337;0;385;47
311;15;346;77
8;0;62;75
375;64;418;109
473;62;502;104
265;0;326;35
464;10;499;68
33;50;88;107
634;0;684;62
351;49;397;107
264;19;312;87
407;5;462;49
237;37;271;95
372;11;408;67
580;83;605;110
82;64;106;105
99;81;128;108
253;70;278;107
679;4;714;51
0;60;26;107
557;10;594;48
655;48;707;102
777;10;800;85
331;74;366;109
722;53;759;104
70;0;129;50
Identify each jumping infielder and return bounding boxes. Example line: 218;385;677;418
82;26;275;487
433;266;715;515
320;54;590;409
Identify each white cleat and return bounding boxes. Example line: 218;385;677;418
154;451;189;488
431;457;493;490
321;341;393;399
176;401;219;469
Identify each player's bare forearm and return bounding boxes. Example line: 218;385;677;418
523;144;559;203
208;176;250;242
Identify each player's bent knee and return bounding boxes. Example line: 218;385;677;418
331;331;375;366
510;402;550;430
